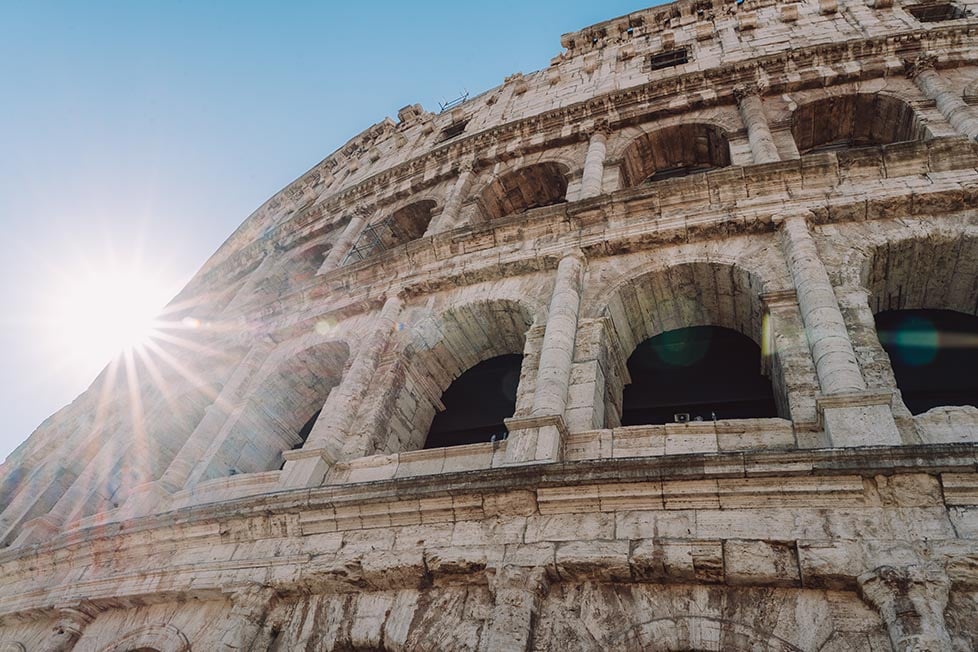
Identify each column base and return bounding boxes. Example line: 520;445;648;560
113;480;173;522
11;513;64;547
501;414;568;465
279;447;336;488
817;391;901;447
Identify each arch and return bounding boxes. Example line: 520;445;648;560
200;339;351;479
382;299;539;453
478;162;569;220
606;616;805;651
349;200;438;261
424;353;523;448
790;93;925;154
99;624;190;652
619;123;731;187
596;260;792;427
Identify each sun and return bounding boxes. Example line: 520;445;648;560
39;251;181;378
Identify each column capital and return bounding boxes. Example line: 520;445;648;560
905;52;938;79
457;158;477;174
225;583;281;619
771;209;816;228
733;81;765;100
858;563;952;651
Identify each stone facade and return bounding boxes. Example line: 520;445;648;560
4;0;978;649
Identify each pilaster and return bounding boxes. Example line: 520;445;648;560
735;83;781;164
217;584;280;652
908;54;978;141
318;209;369;273
504;252;585;464
858;564;952;652
38;602;100;652
483;566;549;652
426;160;475;235
776;212;900;446
280;294;403;487
578;127;609;200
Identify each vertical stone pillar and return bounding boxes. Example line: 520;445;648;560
38;602;99;652
158;338;277;494
218;584;279;652
483;567;549;652
578;128;608;200
858;564;952;652
223;254;276;314
776;212;900;446
735;83;781;164
319;210;369;274
505;252;585;464
837;286;916;425
426;160;475;235
280;294;403;487
760;291;821;432
909;54;978;140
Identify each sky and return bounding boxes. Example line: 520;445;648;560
0;1;648;462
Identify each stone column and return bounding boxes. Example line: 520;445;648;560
483;567;549;652
223;254;276;314
578;128;608;200
158;338;276;494
505;252;585;464
38;602;99;652
837;286;916;425
735;83;781;164
318;210;369;274
280;294;403;487
909;54;978;140
426;160;475;235
777;212;900;446
760;291;820;432
217;584;279;652
858;564;952;652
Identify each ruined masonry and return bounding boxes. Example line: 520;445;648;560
5;0;978;649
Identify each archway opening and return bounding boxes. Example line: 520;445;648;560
424;354;522;448
388;200;437;244
791;93;924;154
203;340;349;479
480;162;569;220
875;309;978;414
621;326;778;426
620;123;731;187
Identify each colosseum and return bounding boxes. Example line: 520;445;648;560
4;0;978;649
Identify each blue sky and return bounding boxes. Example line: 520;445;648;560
0;1;648;461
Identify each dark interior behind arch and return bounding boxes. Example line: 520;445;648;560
621;326;778;426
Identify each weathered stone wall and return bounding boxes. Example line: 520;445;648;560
4;0;978;649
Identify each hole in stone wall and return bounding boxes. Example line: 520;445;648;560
479;162;569;220
345;200;437;263
424;354;522;448
791;93;924;154
649;47;689;70
875;309;978;414
620;124;731;187
906;2;965;21
440;120;469;142
621;326;778;426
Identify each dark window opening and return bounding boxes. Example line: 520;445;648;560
650;48;689;71
424;354;522;448
295;409;321;449
621;326;778;426
906;3;965;21
876;309;978;414
791;94;924;155
480;162;569;220
440;120;469;142
645;162;716;183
